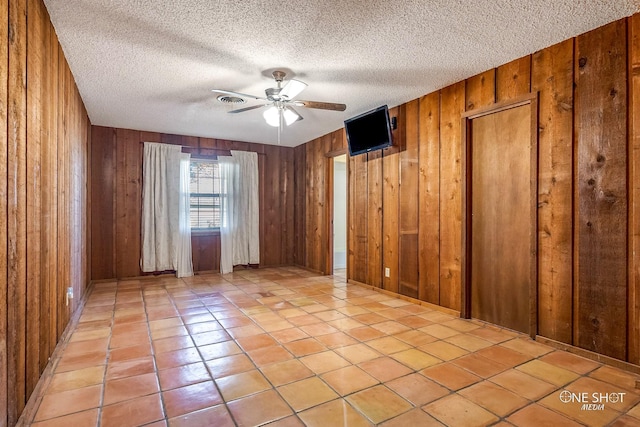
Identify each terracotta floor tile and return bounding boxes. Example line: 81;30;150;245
365;336;412;355
420;340;469;361
298;399;373;427
395;315;433;329
153;335;195;354
198;340;242;361
55;350;107;373
110;330;151;349
424;394;499;427
217;315;254;328
236;333;277;351
327;317;366;331
476;345;532;368
288;314;323;327
167;404;235;427
345;326;387;341
191;329;232;346
452;353;509;378
445;333;493;352
391;348;441;370
370;320;411;335
627;402;640;419
149;317;184;331
270;327;309;343
206;353;255;378
421;362;482;390
352;313;388;325
64;337;110;357
459;381;528;417
103;372;160;405
100;393;164;427
158;362;211;390
184;320;221;335
321;365;379;395
358;357;413;382
334;343;381;364
538;351;600;375
443;318;482;332
227;390;293;426
507;403;582;427
105;356;155;381
315;331;359;348
69;327;111;342
182;313;216;325
216;369;272;401
31;409;99;427
162;381;223;418
247;345;294;366
590;365;640;392
379;408;442;427
299;322;340;336
260;359;314;386
420;324;461;339
155;347;202;370
347;385;412;424
386;373;450;406
284;338;327;356
554;376;640;413
468;326;517;343
516;360;580;387
47;365;106;393
609;415;640;426
314;309;346;322
300;350;350;374
277;377;339;411
35;385;102;422
109;342;153;363
490;369;557;400
151;325;189;340
500;338;553;358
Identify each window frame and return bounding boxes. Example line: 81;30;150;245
189;156;221;234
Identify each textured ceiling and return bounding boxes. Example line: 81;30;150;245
43;0;639;147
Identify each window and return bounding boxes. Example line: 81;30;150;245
189;158;221;230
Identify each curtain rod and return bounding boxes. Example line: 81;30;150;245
139;141;266;155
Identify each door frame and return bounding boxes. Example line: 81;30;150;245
460;93;539;338
325;149;348;275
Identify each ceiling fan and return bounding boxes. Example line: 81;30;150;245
212;71;346;130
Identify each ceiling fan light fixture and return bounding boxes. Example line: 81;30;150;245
279;79;307;100
263;106;280;127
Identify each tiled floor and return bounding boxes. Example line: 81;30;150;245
25;267;640;426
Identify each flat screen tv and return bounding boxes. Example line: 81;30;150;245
344;105;393;156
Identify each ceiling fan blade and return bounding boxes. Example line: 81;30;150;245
279;79;307;100
288;106;304;122
228;104;265;114
294;100;347;111
211;89;266;100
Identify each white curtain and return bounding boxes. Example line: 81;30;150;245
141;142;193;277
219;150;260;274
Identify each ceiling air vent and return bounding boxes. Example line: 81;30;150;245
217;95;246;104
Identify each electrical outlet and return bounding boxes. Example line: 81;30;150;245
66;287;74;307
385;267;390;278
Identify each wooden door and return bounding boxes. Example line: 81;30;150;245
462;96;537;335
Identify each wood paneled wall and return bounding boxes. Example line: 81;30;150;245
295;16;640;364
1;0;91;424
90;127;295;279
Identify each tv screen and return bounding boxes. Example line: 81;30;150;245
344;105;393;156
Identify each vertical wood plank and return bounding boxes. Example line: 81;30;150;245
282;146;295;266
351;150;368;283
532;39;574;344
575;20;628;360
382;106;401;292
496;56;532;101
115;128;142;278
294;145;306;266
263;144;282;266
7;0;28;421
465;70;495;111
418;91;441;304
439;82;465;310
90;126;116;279
399;99;419;298
26;0;43;395
367;150;382;288
0;0;8;422
629;14;640;364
